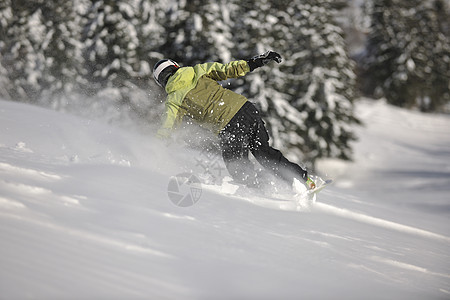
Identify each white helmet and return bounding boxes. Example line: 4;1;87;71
153;59;180;88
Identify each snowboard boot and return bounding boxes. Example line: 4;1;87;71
306;177;316;190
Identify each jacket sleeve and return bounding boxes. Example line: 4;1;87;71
199;60;250;81
156;101;185;139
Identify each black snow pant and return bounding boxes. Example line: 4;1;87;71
219;101;307;186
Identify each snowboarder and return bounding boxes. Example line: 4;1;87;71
153;51;316;190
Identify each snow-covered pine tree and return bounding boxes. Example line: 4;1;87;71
233;0;358;165
283;0;359;163
362;0;449;112
0;0;91;106
161;0;237;65
230;0;302;161
0;0;47;102
77;0;171;125
0;0;10;46
134;0;166;89
37;0;85;106
418;0;450;111
0;0;13;100
127;0;168;121
81;0;141;93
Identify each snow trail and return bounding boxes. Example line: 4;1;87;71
313;202;450;242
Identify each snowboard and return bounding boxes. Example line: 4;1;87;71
202;176;333;210
307;179;333;195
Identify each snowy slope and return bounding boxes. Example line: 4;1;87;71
0;99;449;300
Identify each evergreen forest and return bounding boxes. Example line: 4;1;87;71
1;0;448;164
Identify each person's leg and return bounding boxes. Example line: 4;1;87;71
220;130;255;183
244;104;308;184
219;106;257;184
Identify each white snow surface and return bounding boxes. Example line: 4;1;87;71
0;98;449;299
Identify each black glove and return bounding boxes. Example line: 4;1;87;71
247;50;282;72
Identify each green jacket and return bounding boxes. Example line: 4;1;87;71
157;60;250;138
